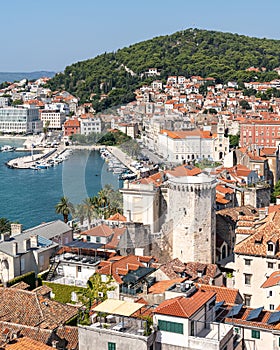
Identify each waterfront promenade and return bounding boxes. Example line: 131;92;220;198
106;146;139;175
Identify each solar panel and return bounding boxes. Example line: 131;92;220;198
227;304;243;317
267;311;280;324
246;307;264;321
214;301;225;311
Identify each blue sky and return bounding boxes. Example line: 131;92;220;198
2;0;280;72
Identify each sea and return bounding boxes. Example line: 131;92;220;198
0;139;120;229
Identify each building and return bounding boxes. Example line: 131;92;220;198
233;211;280;308
79;114;102;135
0;221;73;283
63;118;80;136
79;299;156;350
157;124;229;163
166;172;217;263
0;106;42;134
40;110;66;129
240;120;280;148
153;289;234;350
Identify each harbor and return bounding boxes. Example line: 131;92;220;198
6;146;72;170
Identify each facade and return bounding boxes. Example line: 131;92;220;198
40;110;66;129
153;290;233;350
166;173;217;263
0;220;73;283
240;120;280;148
233;211;280;308
0;106;42;133
158;129;214;163
63;118;80;136
79;115;102;135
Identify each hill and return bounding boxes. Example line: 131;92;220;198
48;28;280;111
0;71;56;83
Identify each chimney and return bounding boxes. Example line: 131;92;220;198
30;235;38;248
12;242;18;256
23;239;30;251
10;224;22;236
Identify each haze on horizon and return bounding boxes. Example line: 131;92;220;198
2;0;280;73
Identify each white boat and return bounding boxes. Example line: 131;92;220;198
1;145;15;152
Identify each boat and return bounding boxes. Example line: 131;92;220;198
29;165;40;170
1;145;15;152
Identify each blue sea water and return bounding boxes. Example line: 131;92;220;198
0;139;120;229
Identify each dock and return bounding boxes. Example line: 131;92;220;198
6;146;68;169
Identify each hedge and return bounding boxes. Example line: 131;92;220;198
42;281;85;304
7;271;36;290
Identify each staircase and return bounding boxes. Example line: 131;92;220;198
46;259;60;281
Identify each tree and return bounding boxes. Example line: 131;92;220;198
271;180;280;203
43;120;50;135
229;134;240;148
82;197;96;229
55;196;74;223
0;218;11;234
239;99;251;110
78;273;115;325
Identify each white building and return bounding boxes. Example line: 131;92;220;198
154;289;234;350
0;105;42;133
233;211;280;309
158;129;214;163
40;110;66;129
79;115;102;135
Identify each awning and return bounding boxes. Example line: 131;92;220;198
93;299;145;317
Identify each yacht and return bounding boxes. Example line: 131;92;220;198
1;145;15;152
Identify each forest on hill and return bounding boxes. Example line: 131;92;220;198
48;28;280;111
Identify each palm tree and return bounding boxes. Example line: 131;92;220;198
82;197;95;229
73;203;85;226
55;196;74;223
0;218;11;234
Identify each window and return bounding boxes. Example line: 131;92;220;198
244;259;251;266
190;320;195;336
267;242;274;252
77;266;81;272
269;304;275;310
108;343;116;350
251;330;260;339
268;262;274;269
86;236;91;242
244;274;252;285
96;236;101;243
244;294;251;306
158;320;183;334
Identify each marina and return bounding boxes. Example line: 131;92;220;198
0;140;120;228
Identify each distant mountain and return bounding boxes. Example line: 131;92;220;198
0;71;56;83
48;28;280;110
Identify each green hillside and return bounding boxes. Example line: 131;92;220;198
48;28;280;110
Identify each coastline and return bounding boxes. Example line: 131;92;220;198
0;135;29;140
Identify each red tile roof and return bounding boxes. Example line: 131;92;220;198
196;284;242;305
261;271;280;288
154;290;216;318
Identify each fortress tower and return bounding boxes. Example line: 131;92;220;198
167;173;216;264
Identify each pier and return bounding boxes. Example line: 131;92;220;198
6;146;69;169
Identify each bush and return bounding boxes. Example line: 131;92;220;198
7;271;36;290
42;281;85;304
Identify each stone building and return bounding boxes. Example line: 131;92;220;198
166;173;217;264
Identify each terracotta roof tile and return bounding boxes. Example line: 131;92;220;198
261;271;280;288
154;290;216;318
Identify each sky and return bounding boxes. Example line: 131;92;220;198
2;0;280;72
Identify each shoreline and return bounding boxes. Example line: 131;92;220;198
0;135;29;140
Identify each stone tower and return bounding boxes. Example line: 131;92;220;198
167;173;216;264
